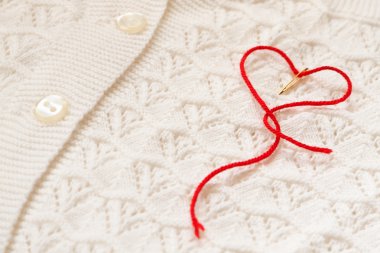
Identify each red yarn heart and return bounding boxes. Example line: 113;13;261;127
190;45;352;238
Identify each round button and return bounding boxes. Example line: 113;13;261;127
116;13;147;34
34;95;69;124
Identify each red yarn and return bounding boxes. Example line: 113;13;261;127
190;45;352;238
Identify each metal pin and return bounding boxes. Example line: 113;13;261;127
279;68;309;95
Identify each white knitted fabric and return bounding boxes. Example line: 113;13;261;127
1;0;380;252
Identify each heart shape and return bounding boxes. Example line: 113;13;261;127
190;45;352;238
241;45;352;154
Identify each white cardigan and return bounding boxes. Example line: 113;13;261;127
1;0;379;252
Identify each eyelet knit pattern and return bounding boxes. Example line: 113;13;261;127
1;0;380;252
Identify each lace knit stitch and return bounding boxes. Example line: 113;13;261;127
1;0;380;252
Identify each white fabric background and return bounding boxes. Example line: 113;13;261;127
0;0;379;252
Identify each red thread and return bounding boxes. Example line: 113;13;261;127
190;45;352;238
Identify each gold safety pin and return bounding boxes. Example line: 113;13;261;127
279;68;309;95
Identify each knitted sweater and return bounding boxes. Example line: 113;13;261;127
1;0;379;252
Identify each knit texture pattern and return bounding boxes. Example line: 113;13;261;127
2;0;380;252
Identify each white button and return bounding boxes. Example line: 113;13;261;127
116;13;147;34
34;95;69;124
